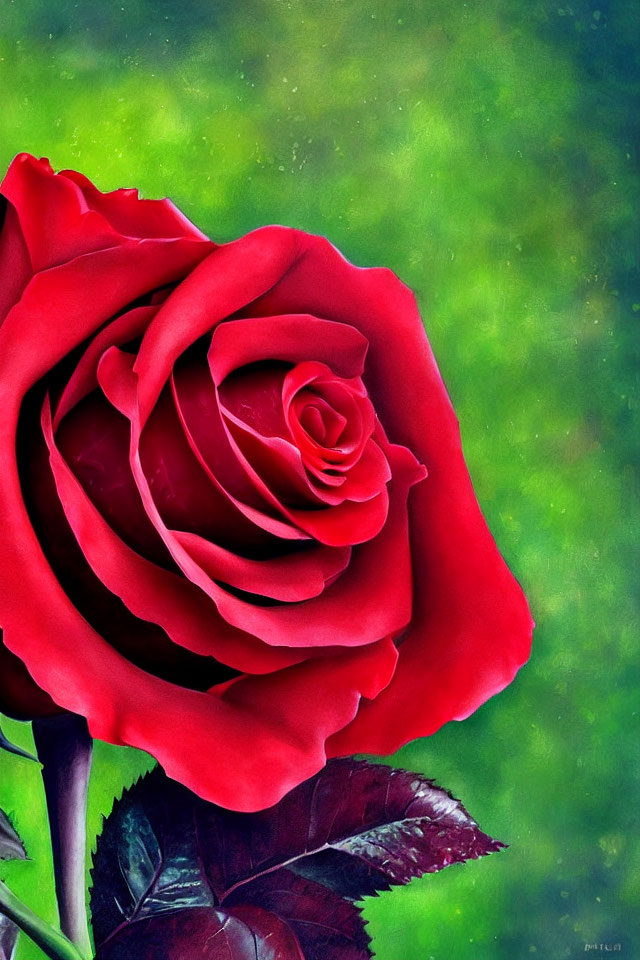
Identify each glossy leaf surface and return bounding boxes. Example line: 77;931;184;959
91;760;503;958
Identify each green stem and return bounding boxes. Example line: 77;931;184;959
0;879;87;960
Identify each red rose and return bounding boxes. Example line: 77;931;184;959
0;155;533;811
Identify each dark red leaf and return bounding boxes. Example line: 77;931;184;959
91;760;504;959
195;758;505;900
96;905;303;960
226;871;371;960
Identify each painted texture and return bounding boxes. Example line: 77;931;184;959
0;1;638;957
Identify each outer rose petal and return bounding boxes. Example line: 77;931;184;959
246;230;534;749
0;153;208;272
0;199;32;323
58;167;210;242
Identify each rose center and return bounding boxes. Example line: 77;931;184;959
296;394;347;449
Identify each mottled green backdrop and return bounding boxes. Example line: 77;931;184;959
1;1;638;958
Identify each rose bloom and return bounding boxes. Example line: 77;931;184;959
0;155;532;811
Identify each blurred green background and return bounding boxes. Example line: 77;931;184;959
0;0;638;957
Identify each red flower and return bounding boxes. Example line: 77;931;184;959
0;155;533;811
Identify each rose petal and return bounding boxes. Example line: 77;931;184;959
56;390;169;565
0;239;212;400
179;352;318;516
173;530;351;604
208;313;368;382
59;167;209;242
172;360;308;541
286;487;390;547
53;304;159;429
0;199;32;323
139;380;285;552
0;154;209;273
172;358;269;508
218;363;291;440
0;154;122;271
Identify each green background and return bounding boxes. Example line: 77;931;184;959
0;0;638;957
